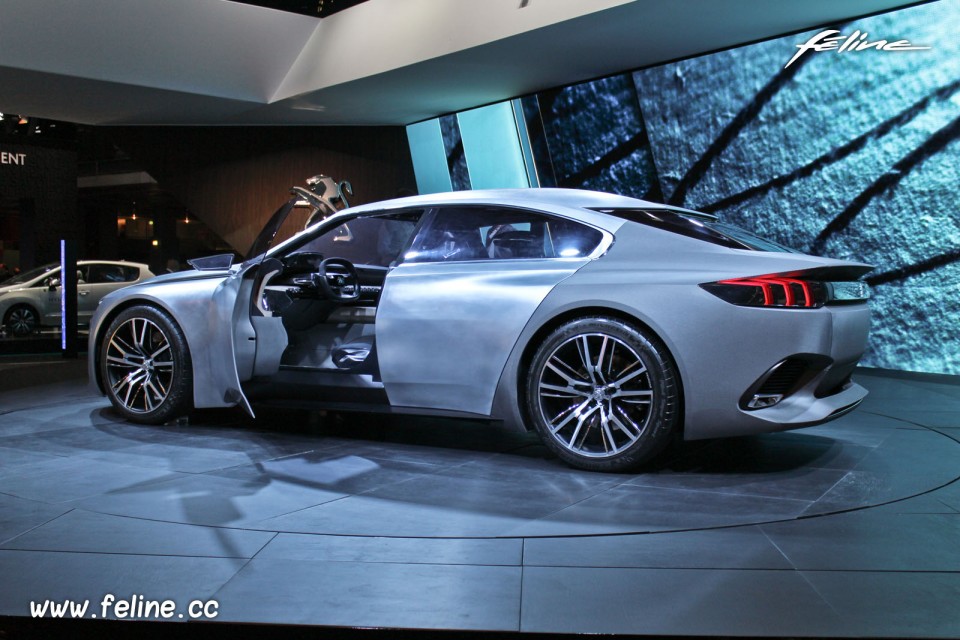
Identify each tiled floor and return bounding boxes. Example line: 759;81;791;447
1;363;959;636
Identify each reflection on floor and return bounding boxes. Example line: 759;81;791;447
1;363;959;636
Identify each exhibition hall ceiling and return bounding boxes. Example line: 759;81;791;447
0;0;927;125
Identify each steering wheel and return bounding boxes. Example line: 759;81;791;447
313;258;360;302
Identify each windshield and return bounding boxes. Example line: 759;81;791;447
3;263;59;286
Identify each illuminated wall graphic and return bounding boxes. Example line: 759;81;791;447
407;0;958;374
633;0;959;375
532;74;662;202
533;0;958;375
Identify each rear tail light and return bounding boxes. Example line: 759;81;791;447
701;274;828;308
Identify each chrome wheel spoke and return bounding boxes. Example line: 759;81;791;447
151;342;171;359
546;357;590;387
611;389;653;400
549;398;594;435
610;362;647;389
539;382;590;399
576;336;599;384
610;409;642;444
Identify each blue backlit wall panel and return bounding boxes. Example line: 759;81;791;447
406;118;453;195
457;102;529;190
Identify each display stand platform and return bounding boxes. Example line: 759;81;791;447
1;366;959;636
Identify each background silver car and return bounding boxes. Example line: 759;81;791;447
89;189;871;472
1;260;154;337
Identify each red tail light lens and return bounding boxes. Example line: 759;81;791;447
701;275;828;308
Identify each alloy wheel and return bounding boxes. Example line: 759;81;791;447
7;307;38;336
535;332;655;459
104;317;175;413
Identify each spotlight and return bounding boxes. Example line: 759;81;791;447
18;116;28;125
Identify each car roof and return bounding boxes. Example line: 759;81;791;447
344;188;673;233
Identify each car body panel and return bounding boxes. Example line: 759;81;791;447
490;220;870;439
89;188;872;448
90;268;252;413
377;257;591;414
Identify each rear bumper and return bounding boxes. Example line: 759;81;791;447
679;300;871;440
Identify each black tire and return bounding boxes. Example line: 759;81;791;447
4;304;40;337
525;316;679;472
99;305;193;424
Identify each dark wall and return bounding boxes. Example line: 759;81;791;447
0;141;78;269
108;127;416;257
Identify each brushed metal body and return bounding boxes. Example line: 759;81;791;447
90;188;870;441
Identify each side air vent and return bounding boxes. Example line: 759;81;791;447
756;359;808;396
741;357;827;411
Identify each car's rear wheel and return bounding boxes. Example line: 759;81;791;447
100;305;192;424
526;316;679;472
4;304;39;337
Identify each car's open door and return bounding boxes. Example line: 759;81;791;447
222;198;300;415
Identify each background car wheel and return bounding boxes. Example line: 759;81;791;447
4;305;39;337
100;305;192;424
525;316;680;472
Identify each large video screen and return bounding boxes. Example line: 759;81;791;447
531;0;958;375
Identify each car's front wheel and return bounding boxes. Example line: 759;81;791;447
525;317;679;472
4;304;39;337
100;305;192;424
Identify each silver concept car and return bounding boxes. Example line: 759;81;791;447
89;188;871;471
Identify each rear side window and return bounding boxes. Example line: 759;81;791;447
594;208;798;253
404;206;604;263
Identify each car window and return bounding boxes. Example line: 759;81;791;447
594;207;799;253
4;263;58;286
86;264;140;284
293;210;425;268
38;269;61;288
403;206;604;263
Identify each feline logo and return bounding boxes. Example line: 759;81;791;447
785;29;930;68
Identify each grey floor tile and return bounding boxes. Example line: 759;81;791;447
805;428;960;515
506;485;811;537
258;464;626;537
523;525;792;569
893;411;960;429
258;494;533;537
70;472;347;528
0;456;188;504
762;510;960;571
803;570;960;638
0;549;246;618
520;566;842;635
242;451;450;494
0;424;141;460
257;533;521;565
2;510;274;559
0;387;101;421
0;446;64;472
629;464;849;502
927;480;960;512
865;493;959;514
0;494;71;545
213;558;521;629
